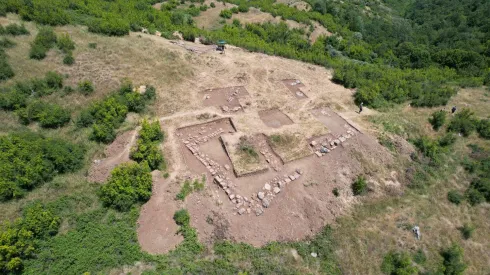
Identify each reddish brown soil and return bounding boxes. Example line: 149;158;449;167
282;79;308;99
88;130;137;183
137;171;183;254
201;86;250;113
258;108;294;128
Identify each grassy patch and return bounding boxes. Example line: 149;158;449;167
175;176;205;201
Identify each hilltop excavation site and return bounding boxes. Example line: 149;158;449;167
84;32;410;254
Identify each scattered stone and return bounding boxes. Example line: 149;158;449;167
247;208;251;214
296;169;303;175
225;189;232;195
257;192;265;200
289;175;296;181
278;181;286;188
315;151;322;157
221;105;229;112
229;194;235;200
238;208;246;215
266;159;270;163
255;207;264;216
293;172;301;179
262;198;270;208
273;187;281;194
264;184;271;191
224;164;230;170
311;252;318;258
285;178;292;183
310;140;317;146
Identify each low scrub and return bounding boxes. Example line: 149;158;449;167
0;23;29;36
351;175;367;196
447;108;477;137
98;162;153;211
130;119;165;170
29;28;57;60
176;176;205;201
17;100;71;128
429;110;446;131
381;251;418;275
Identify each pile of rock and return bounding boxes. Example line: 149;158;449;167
182;128;225;154
214;176;254;215
221;105;242;113
311;129;356;157
258;142;280;171
250;169;303;215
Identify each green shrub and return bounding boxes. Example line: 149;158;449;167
57;33;75;53
412;249;426;264
0;50;14;81
17;101;71;128
447;108;477;137
63;52;74;65
44;71;64;89
220;9;232;19
440;244;466;275
88;42;97;49
351;175;367;196
0;132;83;200
210;2;216;8
29;43;47;60
90;122;116;143
429;110;446;131
465;187;485;206
173;209;190;226
130;139;164;170
238;4;249;13
77;80;94;95
458;224;474;240
4;23;29;35
0;37;16;48
447;190;463;205
381;251;418;275
29;28;57;60
99;162;153;211
477;119;490;139
438;133;456;147
413;136;442;165
230;7;239;14
88;16;130;36
0;202;60;274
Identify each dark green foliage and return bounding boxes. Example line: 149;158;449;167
3;23;29;35
173;209;190;226
381;251;418;275
29;28;57;60
0;49;14;81
462;145;490;206
413;136;442;165
88;42;97;49
0;202;60;274
351;175;367;196
412;249;426;264
458;224;474;240
438;133;456;147
429;110;446;131
99;162;153;211
0;37;16;48
0;71;64;104
332;187;339;197
88;16;130;36
44;71;64;89
476;119;490;139
130;120;165;170
447;108;477;137
210;2;216;8
0;132;84;200
220;9;232;18
447;190;463;205
17;100;71;128
77;80;94;95
440;244;466;275
63;52;74;65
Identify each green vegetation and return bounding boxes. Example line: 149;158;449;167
219;9;232;19
0;132;83;200
77;80;94;95
462;144;490;206
77;81;156;143
381;251;418;275
351;175;367;196
429;110;447;131
458;224;474;240
447;190;463;205
238;136;258;159
29;27;57;60
0;202;60;274
0;49;14;81
440;244;466;275
176;176;205;201
0;23;29;36
130;119;165;170
17;100;71;127
332;187;339;197
99;162;153;211
447;108;477;137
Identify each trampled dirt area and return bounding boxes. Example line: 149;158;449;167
201;86;250;113
259;108;294;128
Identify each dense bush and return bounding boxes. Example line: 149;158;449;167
2;23;29;35
220;9;232;19
56;33;75;53
88;16;130;36
0;37;16;48
0;132;84;200
0;202;60;274
447;190;464;205
17;101;71;128
130;119;165;170
439;244;466;275
63;52;74;65
458;224;474;240
77;80;94;95
351;175;367;196
29;28;57;60
381;251;418;275
98;162;153;211
447;108;477;137
477;119;490;139
0;49;14;81
429;110;446;131
173;209;191;226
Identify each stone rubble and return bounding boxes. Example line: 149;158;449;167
310;126;358;157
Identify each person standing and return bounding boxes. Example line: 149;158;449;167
359;102;363;114
451;106;457;114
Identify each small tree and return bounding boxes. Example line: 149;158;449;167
447;190;463;205
381;251;418;275
429;110;446;131
352;175;367;196
440;244;466;275
447;108;477;137
77;80;94;95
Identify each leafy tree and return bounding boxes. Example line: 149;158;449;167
130;120;165;170
98;162;153;211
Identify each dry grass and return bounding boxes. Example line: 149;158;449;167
268;132;313;162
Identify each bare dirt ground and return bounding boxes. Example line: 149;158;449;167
88;130;137;183
258;108;294;128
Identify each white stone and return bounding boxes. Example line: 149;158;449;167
264;184;271;191
257;192;265;200
273;187;281;194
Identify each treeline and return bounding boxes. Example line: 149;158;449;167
77;80;156;143
0;131;84;201
2;0;488;108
